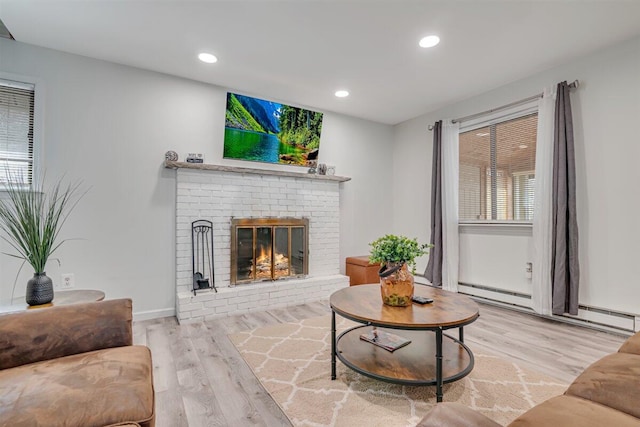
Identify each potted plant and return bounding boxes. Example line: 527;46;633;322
0;177;84;305
369;234;430;307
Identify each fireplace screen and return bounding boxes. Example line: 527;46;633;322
231;218;308;285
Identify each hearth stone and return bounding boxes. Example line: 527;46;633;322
177;275;349;323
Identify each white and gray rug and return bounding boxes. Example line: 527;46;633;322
229;315;566;427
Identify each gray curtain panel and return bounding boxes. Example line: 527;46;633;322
425;120;443;287
551;81;580;315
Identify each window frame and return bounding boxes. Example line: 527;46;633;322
458;100;538;226
0;72;44;190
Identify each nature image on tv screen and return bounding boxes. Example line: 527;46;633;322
223;92;323;167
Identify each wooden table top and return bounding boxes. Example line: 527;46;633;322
0;289;105;314
330;284;479;329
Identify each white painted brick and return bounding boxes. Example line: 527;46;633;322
269;290;288;299
179;301;203;312
175;169;342;321
237;301;259;310
215;305;236;314
204;299;230;308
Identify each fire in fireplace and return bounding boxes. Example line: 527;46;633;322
230;218;309;285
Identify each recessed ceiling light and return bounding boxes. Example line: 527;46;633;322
335;90;349;98
519;144;528;149
419;35;440;48
476;132;489;137
198;52;218;64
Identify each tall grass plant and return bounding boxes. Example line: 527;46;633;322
0;177;84;274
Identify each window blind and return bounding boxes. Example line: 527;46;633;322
459;113;538;222
0;79;35;185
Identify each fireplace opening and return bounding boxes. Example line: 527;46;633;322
231;218;308;285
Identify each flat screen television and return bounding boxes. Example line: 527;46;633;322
223;92;323;167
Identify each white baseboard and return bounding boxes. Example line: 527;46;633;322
133;307;175;321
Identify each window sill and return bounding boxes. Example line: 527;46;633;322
459;221;533;236
459;221;532;228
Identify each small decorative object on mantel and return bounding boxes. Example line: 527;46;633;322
307;166;316;174
317;163;327;175
186;153;204;163
165;150;179;161
192;219;216;295
326;165;336;176
0;177;85;306
369;235;430;307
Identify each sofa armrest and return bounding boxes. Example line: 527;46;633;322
0;298;133;370
618;331;640;355
417;403;502;427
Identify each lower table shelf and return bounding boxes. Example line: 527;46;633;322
336;325;474;385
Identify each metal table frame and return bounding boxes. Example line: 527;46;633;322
331;307;479;402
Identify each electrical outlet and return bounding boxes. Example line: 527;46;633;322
61;273;75;289
525;262;533;279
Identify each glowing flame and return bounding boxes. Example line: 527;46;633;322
253;246;290;279
256;246;271;265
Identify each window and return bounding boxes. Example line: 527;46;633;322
0;79;35;186
459;113;537;222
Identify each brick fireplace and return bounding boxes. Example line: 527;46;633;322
168;161;350;323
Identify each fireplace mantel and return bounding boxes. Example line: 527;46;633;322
164;160;351;182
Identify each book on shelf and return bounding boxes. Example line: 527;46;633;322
359;328;411;352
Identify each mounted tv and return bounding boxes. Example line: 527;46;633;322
223;92;323;167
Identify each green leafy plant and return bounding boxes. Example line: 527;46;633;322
0;177;84;274
369;234;430;273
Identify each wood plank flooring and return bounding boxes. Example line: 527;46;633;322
133;299;628;427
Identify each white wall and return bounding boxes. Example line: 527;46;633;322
394;36;640;314
320;113;394;269
0;39;394;317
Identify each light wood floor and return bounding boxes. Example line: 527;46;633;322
133;298;628;427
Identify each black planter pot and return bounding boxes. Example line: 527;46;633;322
26;272;54;306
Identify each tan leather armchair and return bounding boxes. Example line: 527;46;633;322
0;299;155;427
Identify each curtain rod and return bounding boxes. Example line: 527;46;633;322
427;80;579;131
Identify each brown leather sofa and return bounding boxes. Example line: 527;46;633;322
418;330;640;427
0;299;155;427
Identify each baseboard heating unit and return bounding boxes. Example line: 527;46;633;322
457;282;637;335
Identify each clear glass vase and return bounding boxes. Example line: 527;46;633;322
379;263;414;307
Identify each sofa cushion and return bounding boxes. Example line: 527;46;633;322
619;331;640;355
0;299;133;370
509;395;640;427
0;345;154;427
565;352;640;419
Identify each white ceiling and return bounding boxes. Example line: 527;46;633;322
1;1;640;125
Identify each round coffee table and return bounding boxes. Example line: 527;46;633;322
330;284;479;402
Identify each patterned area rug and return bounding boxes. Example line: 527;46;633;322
229;315;566;427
